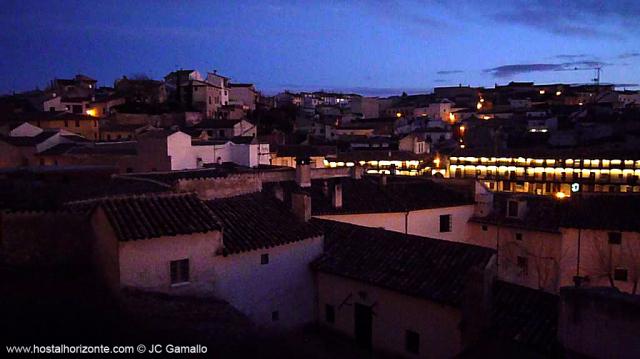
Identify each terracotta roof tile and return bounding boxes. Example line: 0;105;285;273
97;193;220;241
206;192;323;255
311;219;495;306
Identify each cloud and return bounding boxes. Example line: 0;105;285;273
619;52;640;59
436;70;464;75
487;0;640;39
485;60;607;78
554;54;588;60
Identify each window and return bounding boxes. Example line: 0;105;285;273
515;233;523;241
219;130;225;137
405;330;419;354
208;96;212;104
72;104;82;114
75;119;80;127
49;106;55;112
507;200;519;217
170;259;189;284
325;304;335;324
614;268;628;281
482;225;488;231
64;119;69;127
517;256;528;277
261;253;269;265
271;311;279;322
608;232;622;245
439;214;452;232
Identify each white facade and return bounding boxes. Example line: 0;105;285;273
167;131;269;169
314;205;475;243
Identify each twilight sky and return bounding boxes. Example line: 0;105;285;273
1;0;639;96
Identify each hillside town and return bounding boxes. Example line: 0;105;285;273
1;68;639;358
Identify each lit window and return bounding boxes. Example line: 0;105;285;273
170;259;189;284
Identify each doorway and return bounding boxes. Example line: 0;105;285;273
354;303;373;349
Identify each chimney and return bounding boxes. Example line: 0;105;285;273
272;183;284;202
295;157;311;188
291;191;311;222
380;174;388;186
332;180;343;209
351;166;363;179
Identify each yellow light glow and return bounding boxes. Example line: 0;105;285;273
85;108;98;117
480;98;485;103
476;102;483;110
556;91;562;96
482;115;490;120
449;112;455;122
539;90;545;95
434;157;441;168
578;102;583;106
555;192;568;199
396;112;402;118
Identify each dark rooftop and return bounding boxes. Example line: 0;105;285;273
311;219;495;306
280;176;475;215
489;280;559;355
206;192;323;255
79;193;221;241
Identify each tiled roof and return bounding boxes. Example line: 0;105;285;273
490;280;559;355
311;219;495;306
206;192;323;255
294;176;474;215
95;193;220;241
561;194;640;231
471;193;640;232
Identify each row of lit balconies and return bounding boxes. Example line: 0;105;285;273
449;156;640;170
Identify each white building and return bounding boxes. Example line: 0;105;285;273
166;131;269;169
83;191;323;328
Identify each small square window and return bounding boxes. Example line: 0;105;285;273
325;304;335;324
261;253;269;265
405;330;419;354
608;232;622;245
614;268;628;282
439;214;452;233
271;311;279;321
515;233;523;241
170;259;189;284
482;225;488;231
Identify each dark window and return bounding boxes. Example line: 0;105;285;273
39;158;45;166
219;129;225;137
49;106;55;112
170;259;189;284
72;104;82;114
271;311;279;321
261;253;269;265
614;268;628;281
507;200;519;217
75;119;80;127
439;214;452;232
325;304;335;324
208;96;212;104
126;168;133;173
517;256;528;277
515;233;523;241
608;232;622;245
482;225;488;231
64;119;69;127
405;330;419;354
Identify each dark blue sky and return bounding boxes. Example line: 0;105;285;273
1;0;639;96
